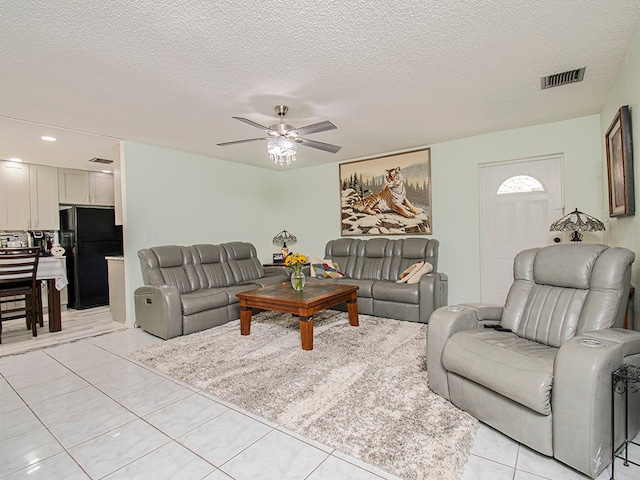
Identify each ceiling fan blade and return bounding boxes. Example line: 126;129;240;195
217;137;268;147
232;116;272;131
296;137;342;153
291;120;337;136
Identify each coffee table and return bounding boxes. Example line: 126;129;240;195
236;282;359;350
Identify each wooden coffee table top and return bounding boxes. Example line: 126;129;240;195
236;282;358;311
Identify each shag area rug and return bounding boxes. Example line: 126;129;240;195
130;310;477;480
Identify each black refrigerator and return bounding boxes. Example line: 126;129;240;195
60;206;123;309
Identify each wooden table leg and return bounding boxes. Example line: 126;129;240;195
299;317;314;350
47;279;62;332
240;305;252;335
347;294;359;326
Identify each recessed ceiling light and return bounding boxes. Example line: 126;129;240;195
8;157;23;162
101;170;112;173
41;135;57;141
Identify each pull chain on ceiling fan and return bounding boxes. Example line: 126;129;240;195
217;105;342;166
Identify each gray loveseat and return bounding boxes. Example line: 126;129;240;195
307;237;448;323
427;243;639;477
134;242;289;339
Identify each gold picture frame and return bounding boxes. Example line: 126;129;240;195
339;148;432;236
605;106;635;217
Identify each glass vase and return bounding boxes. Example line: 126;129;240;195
291;271;306;291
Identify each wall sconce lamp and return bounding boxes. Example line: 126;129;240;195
272;229;297;257
549;208;605;242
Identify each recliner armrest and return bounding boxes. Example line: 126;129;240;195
456;303;503;321
134;284;183;339
553;328;640;477
582;328;640;356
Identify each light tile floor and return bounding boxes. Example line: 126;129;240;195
0;326;638;480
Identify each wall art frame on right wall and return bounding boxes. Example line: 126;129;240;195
605;105;635;217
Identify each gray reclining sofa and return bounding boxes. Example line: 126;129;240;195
307;237;448;323
134;242;289;339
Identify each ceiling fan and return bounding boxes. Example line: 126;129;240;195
217;105;341;165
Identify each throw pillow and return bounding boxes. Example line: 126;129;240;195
308;257;325;278
312;262;345;279
396;261;424;283
406;262;434;284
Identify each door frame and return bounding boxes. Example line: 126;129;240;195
478;154;564;303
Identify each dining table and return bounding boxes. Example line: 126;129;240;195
37;256;68;332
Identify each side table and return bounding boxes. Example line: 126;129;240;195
611;364;640;479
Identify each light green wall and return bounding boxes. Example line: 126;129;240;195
277;115;603;304
120;141;286;326
121;114;603;325
601;17;640;329
431;115;603;303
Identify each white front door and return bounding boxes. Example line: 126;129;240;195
480;156;564;304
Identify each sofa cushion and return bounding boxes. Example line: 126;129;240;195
372;281;420;304
355;238;393;280
325;238;360;278
181;288;230;315
246;272;288;288
192;244;233;288
335;278;375;297
442;329;557;415
533;244;607;289
221;242;266;283
388;238;439;279
138;245;198;294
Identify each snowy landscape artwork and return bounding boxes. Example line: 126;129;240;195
339;148;432;236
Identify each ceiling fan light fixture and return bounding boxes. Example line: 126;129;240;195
268;135;297;166
218;104;341;164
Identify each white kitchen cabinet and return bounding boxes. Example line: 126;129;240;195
89;171;115;205
0;161;58;231
0;160;30;230
29;164;59;230
58;168;114;206
58;168;89;204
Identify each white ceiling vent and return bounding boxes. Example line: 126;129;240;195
89;157;113;164
541;67;586;89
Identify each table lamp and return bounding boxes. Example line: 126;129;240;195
549;208;605;242
272;229;297;257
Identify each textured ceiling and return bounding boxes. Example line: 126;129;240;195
1;1;639;171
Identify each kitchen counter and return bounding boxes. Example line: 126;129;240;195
106;256;125;323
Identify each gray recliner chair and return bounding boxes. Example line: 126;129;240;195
427;243;640;478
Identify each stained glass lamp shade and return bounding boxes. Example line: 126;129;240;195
549;208;605;242
272;230;297;256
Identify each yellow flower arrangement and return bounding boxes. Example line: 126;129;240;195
285;253;308;291
284;252;308;276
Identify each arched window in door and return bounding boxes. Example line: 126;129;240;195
497;175;545;195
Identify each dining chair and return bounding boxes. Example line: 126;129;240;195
0;247;41;343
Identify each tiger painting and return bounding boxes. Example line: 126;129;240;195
352;167;422;218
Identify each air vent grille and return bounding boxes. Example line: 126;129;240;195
89;157;113;164
541;67;586;89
